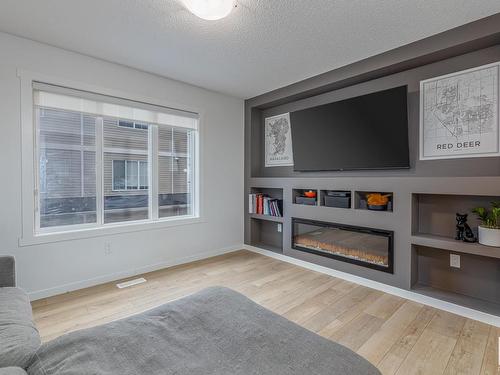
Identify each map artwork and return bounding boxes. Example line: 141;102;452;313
420;62;499;160
265;113;294;167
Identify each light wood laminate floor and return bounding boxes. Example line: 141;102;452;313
31;250;500;375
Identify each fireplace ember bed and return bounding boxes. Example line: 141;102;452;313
292;218;394;273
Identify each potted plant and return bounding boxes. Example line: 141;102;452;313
472;202;500;247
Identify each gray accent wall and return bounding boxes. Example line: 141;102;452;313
252;44;500;178
244;14;500;293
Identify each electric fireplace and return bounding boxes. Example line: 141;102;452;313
292;218;394;273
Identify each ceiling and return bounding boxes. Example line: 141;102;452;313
0;1;499;99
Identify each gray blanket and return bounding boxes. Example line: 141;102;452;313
28;287;380;375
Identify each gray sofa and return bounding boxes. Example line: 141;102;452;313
0;256;38;374
0;369;28;375
1;256;380;375
0;256;15;288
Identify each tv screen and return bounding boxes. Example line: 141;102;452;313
290;86;409;171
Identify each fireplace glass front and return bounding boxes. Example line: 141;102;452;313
292;218;393;273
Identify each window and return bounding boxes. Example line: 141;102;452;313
112;160;126;190
118;120;149;130
33;83;199;233
37;108;97;228
112;160;148;191
158;127;193;218
139;161;148;189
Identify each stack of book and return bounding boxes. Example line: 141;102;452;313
248;194;282;217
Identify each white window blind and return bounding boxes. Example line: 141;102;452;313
34;83;198;233
33;82;198;130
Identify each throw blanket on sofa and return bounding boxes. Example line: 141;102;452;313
28;287;380;375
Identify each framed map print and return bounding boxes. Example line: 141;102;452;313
264;113;294;167
420;61;499;160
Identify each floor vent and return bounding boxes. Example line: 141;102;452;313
116;277;147;289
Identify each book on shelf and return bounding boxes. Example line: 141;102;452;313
248;193;282;217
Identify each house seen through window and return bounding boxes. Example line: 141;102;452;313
35;85;198;231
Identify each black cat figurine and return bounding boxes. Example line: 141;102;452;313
455;213;477;243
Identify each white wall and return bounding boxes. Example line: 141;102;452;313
0;32;244;300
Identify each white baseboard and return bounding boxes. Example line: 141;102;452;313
244;245;500;327
28;244;242;301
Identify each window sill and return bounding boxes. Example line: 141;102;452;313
18;216;204;246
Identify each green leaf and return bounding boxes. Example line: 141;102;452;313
492;207;500;227
473;207;488;224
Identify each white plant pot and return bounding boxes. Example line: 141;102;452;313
478;226;500;247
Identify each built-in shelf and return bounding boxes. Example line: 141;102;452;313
411;233;500;259
410;193;500;316
251;242;283;254
249;217;283;254
355;191;393;212
249;213;284;223
248;187;284;254
411;193;498;238
319;190;352;209
249;187;284;217
412;283;500;316
413;238;500;316
292;189;318;206
250;187;283;197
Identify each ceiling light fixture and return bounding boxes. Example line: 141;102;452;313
182;0;235;21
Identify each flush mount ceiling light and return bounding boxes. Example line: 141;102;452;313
182;0;235;20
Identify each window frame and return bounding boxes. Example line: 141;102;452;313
19;70;203;246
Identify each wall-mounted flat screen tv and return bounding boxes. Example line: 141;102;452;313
290;86;410;171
